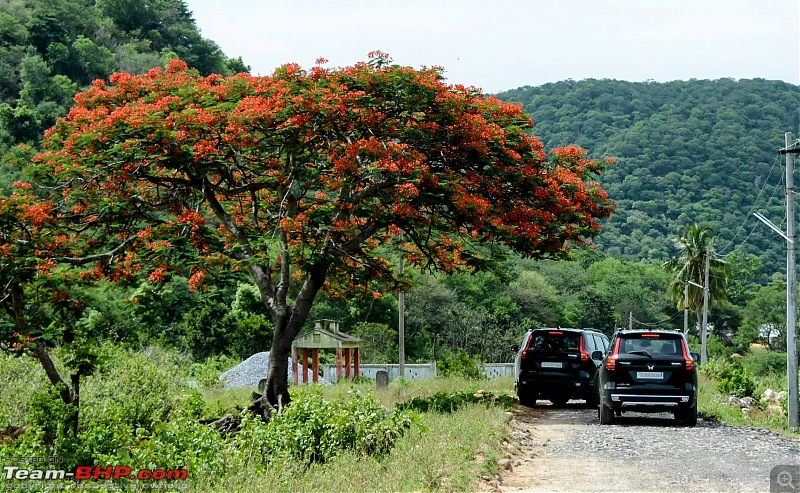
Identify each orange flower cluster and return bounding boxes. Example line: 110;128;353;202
20;54;613;311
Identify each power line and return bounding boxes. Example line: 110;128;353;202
718;169;786;258
629;311;683;328
717;154;781;254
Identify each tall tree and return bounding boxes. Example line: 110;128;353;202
664;224;729;361
28;54;614;408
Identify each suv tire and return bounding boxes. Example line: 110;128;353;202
677;404;697;427
518;389;537;407
599;404;615;425
584;383;599;408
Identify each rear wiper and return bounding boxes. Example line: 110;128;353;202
627;350;652;358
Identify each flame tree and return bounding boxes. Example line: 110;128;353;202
25;53;614;407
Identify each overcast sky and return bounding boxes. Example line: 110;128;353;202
183;0;800;93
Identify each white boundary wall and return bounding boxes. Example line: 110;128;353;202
321;362;514;384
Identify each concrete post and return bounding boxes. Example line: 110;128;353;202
302;348;308;383
336;347;343;382
312;349;319;383
292;346;299;385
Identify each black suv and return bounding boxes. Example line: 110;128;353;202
597;330;698;426
512;327;609;407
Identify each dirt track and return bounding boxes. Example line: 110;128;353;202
488;401;800;493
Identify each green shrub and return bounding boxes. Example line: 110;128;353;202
436;349;485;380
132;412;229;478
396;389;515;414
0;352;48;426
234;389;417;466
187;354;240;389
716;364;757;398
741;351;787;377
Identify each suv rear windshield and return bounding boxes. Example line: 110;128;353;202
619;334;683;356
528;332;580;353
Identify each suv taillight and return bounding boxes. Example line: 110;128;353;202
580;336;589;362
520;349;528;362
680;340;695;371
606;337;621;370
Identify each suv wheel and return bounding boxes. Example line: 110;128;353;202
599;404;615;425
677;404;697;427
584;391;599;408
584;381;599;408
518;389;537;407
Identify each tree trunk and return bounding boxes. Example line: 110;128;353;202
263;262;329;410
9;282;80;434
264;316;292;408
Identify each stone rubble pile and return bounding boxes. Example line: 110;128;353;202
219;351;330;388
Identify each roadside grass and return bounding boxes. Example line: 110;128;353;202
200;403;509;493
197;376;515;492
0;349;516;492
698;361;800;437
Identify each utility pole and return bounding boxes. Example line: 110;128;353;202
398;232;405;379
700;242;711;364
628;312;633;330
683;281;690;334
780;131;800;428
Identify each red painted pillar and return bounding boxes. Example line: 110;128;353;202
354;347;361;378
302;348;308;383
312;349;319;383
336;347;343;382
292;346;299;385
345;348;352;378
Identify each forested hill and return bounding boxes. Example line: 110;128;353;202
0;0;247;159
496;79;800;272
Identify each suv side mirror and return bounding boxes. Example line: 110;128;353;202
591;350;604;361
690;352;700;362
511;344;520;352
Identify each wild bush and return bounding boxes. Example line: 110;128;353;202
242;389;417;466
436;349;486;380
716;364;757;398
741;351;787;377
396;389;515;414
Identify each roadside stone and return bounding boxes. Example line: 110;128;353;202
509;430;527;441
497;458;513;470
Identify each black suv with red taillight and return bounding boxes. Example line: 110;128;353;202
512;327;609;407
597;330;699;426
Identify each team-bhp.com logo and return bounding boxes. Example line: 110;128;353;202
4;465;188;481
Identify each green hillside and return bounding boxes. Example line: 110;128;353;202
497;78;800;275
0;0;247;157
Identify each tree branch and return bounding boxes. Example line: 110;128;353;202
57;236;140;265
199;177;277;311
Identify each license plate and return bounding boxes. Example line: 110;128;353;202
541;362;563;368
637;371;664;379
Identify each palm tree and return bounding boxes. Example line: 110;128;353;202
664;224;729;363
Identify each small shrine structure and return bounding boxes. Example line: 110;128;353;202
291;320;362;384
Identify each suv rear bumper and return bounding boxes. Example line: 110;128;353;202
601;389;696;412
519;371;594;397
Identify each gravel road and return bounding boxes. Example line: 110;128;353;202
492;401;800;493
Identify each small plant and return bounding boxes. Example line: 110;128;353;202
236;389;418;466
716;363;756;398
396;390;516;414
740;351;787;377
436;350;486;380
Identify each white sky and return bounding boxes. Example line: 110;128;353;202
183;0;800;93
